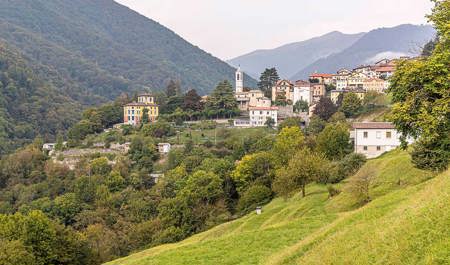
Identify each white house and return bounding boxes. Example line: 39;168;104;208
293;80;312;105
157;143;171;154
352;122;412;158
249;106;278;127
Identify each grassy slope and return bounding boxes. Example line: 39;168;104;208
106;150;449;265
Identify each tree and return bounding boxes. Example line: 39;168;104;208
205;81;239;118
141;108;149;124
183;89;203;112
90;157;111;176
166;79;181;97
306;115;326;135
294;99;309;112
257;68;280;98
278;117;304;131
54;132;64;151
348;167;376;205
265;117;275;129
237;185;272;212
272;127;305;166
316;123;352;160
340;92;362;117
273;149;329;197
388;0;450;171
231;152;275;192
313;97;337;121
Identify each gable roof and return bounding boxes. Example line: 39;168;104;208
352;122;396;129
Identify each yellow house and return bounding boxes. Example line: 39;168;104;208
124;93;159;125
330;89;366;104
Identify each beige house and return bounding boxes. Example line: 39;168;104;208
311;83;326;102
330;89;366;104
272;80;294;103
309;73;333;85
363;78;387;93
352;122;410;158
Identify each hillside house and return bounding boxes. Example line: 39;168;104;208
352;122;411;158
124;94;159;125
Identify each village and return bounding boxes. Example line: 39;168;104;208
116;57;406;160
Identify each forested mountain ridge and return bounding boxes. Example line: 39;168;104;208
0;42;81;153
0;0;255;99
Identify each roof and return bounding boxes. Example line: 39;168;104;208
352;122;396;129
374;66;395;72
249;106;279;111
125;102;158;107
138;93;154;97
309;73;333;78
295;80;310;86
275;80;294;86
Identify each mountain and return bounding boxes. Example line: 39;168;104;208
0;43;81;153
0;0;256;152
0;0;255;99
291;24;436;80
105;150;449;265
228;31;364;79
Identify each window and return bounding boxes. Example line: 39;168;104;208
363;131;368;138
376;131;381;139
363;146;368;151
377;146;381;151
386;131;392;138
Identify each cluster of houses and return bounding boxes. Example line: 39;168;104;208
232;59;397;128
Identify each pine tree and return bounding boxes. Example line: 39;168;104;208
258;68;280;98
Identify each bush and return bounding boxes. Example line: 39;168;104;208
327;185;341;198
411;143;449;172
237;185;272;213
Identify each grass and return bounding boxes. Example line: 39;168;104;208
105;150;449;265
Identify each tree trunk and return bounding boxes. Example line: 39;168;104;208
302;185;306;197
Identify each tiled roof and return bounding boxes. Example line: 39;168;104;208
352;122;396;129
249;106;279;111
310;73;333;78
125;102;158;107
295;80;310;86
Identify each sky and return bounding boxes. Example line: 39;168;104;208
115;0;433;60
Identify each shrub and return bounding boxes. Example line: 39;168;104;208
411;142;449;172
327;185;341;198
237;185;272;213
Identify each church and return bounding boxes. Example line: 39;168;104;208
233;67;278;127
234;67;271;111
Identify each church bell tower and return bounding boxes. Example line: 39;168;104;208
235;66;244;93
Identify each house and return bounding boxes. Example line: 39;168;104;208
293;80;312;105
43;143;56;151
309;73;333;85
272;80;294;103
249;106;278;127
363;78;387;93
311;83;325;102
352;122;410;158
124;94;159;125
330;89;366;104
157;143;171;154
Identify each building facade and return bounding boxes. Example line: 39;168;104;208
293;80;312;105
363;78;387;93
249;106;278;127
353;122;408;158
272;80;294;103
311;83;326;102
124;94;159;125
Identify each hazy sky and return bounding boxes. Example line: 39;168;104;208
115;0;433;60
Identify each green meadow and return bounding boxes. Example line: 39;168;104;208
106;150;449;265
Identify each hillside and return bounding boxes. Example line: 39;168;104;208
291;24;435;79
0;43;81;154
105;150;450;265
228;31;364;79
0;0;255;98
